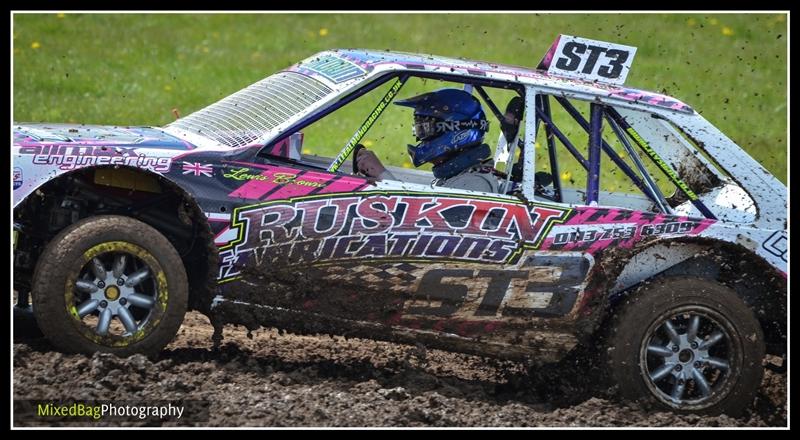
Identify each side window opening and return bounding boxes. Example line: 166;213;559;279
261;74;525;194
525;94;719;219
528;96;657;207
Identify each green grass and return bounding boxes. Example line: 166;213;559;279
13;13;786;184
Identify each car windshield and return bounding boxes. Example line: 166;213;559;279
164;71;332;148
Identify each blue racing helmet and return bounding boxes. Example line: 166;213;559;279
395;88;490;179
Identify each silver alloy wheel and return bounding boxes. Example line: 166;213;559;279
73;253;158;336
641;310;733;407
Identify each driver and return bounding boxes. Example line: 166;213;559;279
355;88;500;193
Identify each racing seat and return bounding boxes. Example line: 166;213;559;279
493;96;525;168
499;96;555;198
502;96;525;142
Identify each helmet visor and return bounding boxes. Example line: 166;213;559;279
412;116;440;141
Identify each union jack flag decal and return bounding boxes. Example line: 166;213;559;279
182;162;213;177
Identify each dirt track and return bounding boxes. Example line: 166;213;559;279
13;311;787;427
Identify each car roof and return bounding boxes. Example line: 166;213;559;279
303;49;694;114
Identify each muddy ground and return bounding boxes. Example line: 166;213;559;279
13;311;787;427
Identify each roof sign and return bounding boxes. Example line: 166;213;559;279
538;35;637;85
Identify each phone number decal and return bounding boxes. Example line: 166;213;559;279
552;221;701;246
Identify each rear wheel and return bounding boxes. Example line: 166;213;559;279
32;215;188;357
607;277;764;416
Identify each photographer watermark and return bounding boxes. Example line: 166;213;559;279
14;400;210;424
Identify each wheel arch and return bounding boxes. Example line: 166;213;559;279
13;165;219;314
580;236;786;354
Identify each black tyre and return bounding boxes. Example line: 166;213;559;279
607;277;764;416
32;215;188;357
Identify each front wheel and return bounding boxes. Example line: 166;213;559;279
607;277;764;416
32;215;188;357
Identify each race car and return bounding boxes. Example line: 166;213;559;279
13;36;786;416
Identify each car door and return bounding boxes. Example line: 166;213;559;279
201;77;596;354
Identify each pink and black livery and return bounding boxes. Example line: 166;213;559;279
13;42;786;414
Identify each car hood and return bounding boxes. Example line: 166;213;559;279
13;123;196;151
